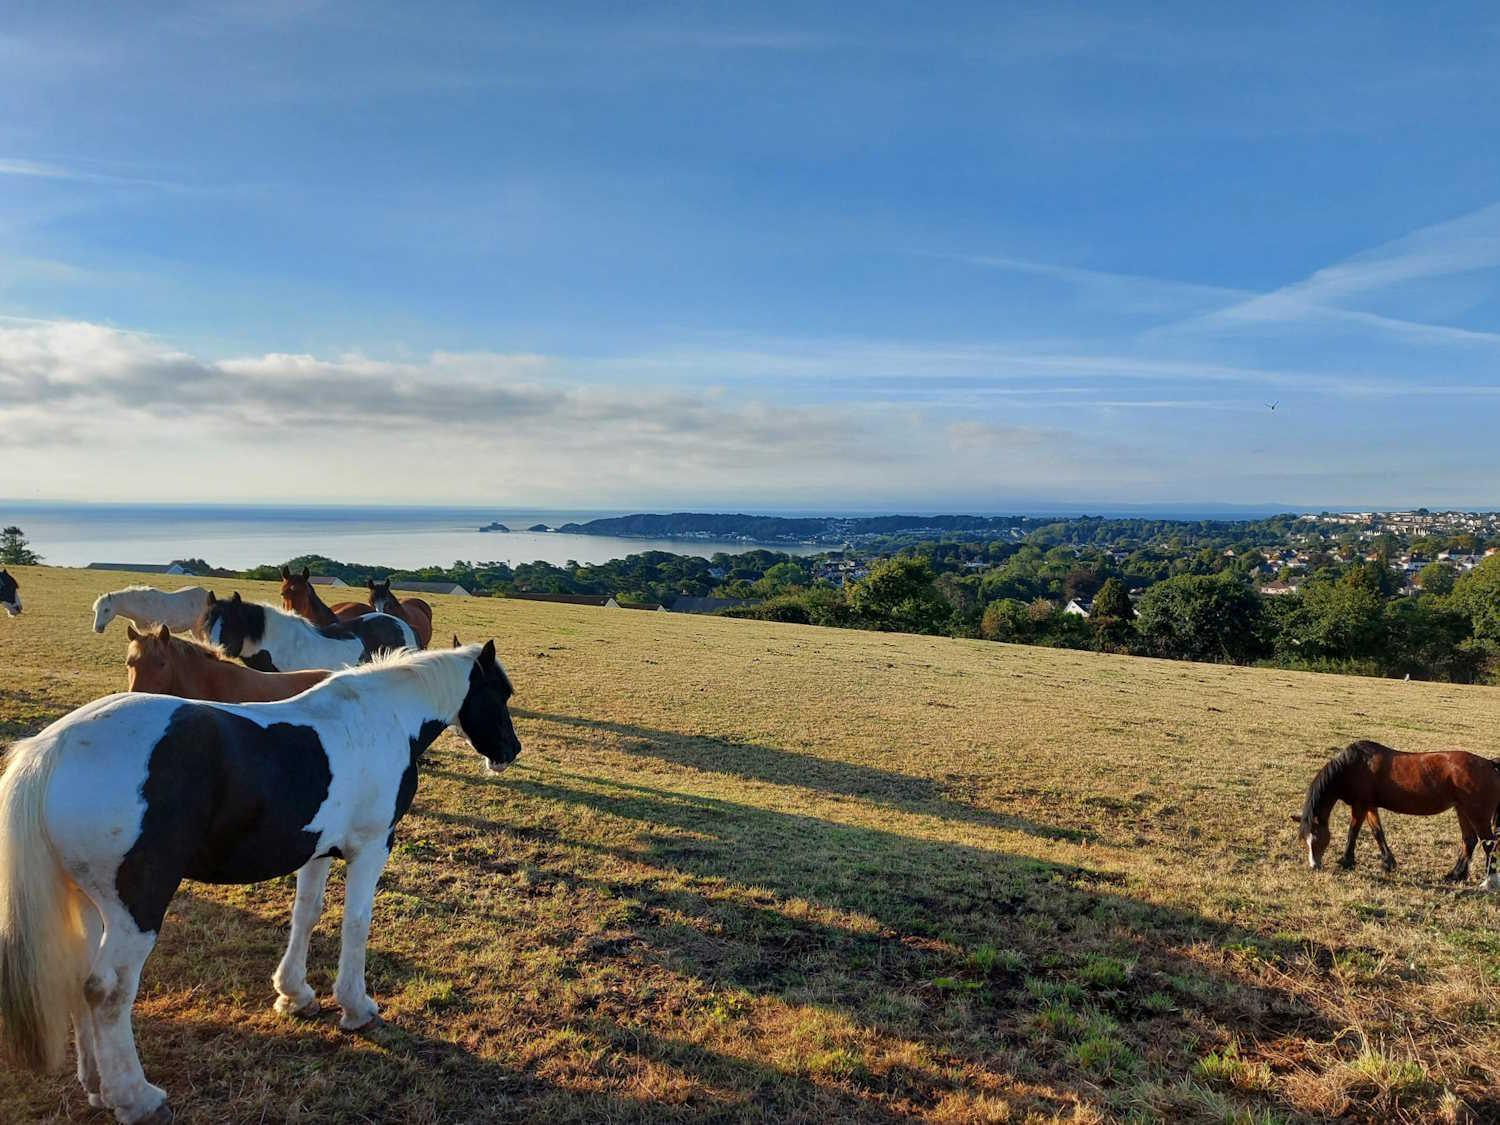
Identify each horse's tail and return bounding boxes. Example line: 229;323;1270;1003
0;736;87;1071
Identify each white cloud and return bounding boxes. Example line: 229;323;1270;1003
0;318;1113;505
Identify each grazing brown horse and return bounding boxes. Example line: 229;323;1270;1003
368;578;433;649
1297;740;1500;882
126;623;329;702
279;566;371;627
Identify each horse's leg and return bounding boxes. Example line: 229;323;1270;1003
84;900;168;1123
69;901;106;1108
273;856;333;1018
1482;835;1499;887
333;844;390;1031
1444;810;1479;883
1337;805;1364;869
1366;809;1397;873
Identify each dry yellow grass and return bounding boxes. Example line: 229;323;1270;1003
0;564;1498;1122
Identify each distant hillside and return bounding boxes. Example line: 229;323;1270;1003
557;511;1030;543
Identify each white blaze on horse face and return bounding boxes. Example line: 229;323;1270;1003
93;596;113;632
1305;833;1319;869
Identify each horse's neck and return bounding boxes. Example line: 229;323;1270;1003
255;610;302;659
305;587;338;625
173;652;216;700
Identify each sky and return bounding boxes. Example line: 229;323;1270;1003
2;1;1499;512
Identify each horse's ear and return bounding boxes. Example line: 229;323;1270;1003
281;565;291;580
156;624;171;643
452;634;461;648
127;624;142;641
301;566;310;581
367;578;376;591
231;591;242;603
206;591;216;605
480;639;497;667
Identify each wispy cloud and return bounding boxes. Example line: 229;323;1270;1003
0;157;179;190
1169;200;1500;343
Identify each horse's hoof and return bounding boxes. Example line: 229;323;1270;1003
340;1013;384;1033
120;1099;172;1124
1336;858;1355;871
88;1092;107;1109
275;994;321;1019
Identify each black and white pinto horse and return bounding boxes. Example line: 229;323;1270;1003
0;641;520;1123
0;569;18;616
202;591;416;672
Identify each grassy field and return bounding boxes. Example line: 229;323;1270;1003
1;565;1498;1123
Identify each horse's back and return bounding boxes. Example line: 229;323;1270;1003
1374;747;1500;814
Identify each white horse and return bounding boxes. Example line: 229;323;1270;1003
202;592;416;672
0;570;19;616
0;641;520;1124
90;586;210;634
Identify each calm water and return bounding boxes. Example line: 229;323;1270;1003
1;504;824;571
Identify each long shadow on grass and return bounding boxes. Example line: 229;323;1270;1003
424;767;1349;1119
1;884;931;1123
512;709;1082;841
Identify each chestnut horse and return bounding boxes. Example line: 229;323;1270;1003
368;578;433;649
279;566;370;627
1297;740;1500;881
126;624;328;702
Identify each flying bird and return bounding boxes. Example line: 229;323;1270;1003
1265;401;1279;411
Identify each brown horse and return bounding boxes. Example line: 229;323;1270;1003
1297;740;1500;882
279;566;371;627
368;578;433;649
126;623;330;702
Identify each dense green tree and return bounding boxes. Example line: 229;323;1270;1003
0;527;40;566
1134;574;1264;662
1091;578;1134;621
847;557;952;635
1299;580;1387;660
1417;561;1457;596
979;598;1030;641
1449;557;1500;641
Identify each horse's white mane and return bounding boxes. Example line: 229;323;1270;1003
324;644;483;721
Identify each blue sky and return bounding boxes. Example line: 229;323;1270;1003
2;2;1499;509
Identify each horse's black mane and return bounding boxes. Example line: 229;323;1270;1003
1300;740;1386;833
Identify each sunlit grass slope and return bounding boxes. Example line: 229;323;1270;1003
1;565;1497;1122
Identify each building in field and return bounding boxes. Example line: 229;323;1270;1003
86;562;190;575
1063;598;1093;618
393;580;471;597
507;592;618;608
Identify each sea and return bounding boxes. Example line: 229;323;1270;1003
0;503;827;572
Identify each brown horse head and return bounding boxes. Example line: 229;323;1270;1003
125;623;177;693
280;566;314;614
368;577;396;615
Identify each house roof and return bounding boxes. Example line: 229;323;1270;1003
85;562;186;574
507;592;615;606
617;601;667;611
308;576;348;587
392;580;470;596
